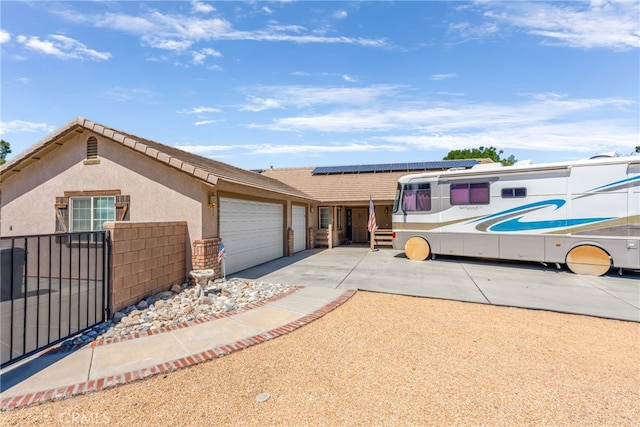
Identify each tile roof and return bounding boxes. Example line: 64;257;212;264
261;158;488;203
1;117;313;201
260;167;412;203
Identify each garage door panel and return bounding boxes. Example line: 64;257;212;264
220;198;284;274
292;205;306;253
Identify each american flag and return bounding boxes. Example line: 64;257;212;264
217;243;225;263
367;197;378;233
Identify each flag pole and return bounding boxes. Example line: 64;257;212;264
368;196;378;251
222;256;226;281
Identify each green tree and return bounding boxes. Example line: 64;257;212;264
443;145;516;166
0;140;11;165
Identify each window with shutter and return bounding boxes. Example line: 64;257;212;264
55;197;69;233
56;192;130;233
115;195;130;221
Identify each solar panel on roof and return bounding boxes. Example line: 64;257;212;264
311;159;478;175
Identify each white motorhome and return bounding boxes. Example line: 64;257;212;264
391;156;640;276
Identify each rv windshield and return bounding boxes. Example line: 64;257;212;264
393;183;402;213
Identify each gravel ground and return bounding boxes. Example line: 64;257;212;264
2;291;639;426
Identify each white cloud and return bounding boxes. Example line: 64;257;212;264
481;1;640;50
169;141;404;158
0;29;10;44
191;47;222;64
96;13;157;34
0;120;56;135
177;106;221;114
249;142;405;155
333;10;348;20
17;77;30;84
173;144;232;154
240;96;284;112
250;93;634;134
191;1;215;14
240;85;401;111
60;7;389;55
243;92;637;156
194;120;220;126
377;120;638;155
16;33;111;61
430;73;457;81
102;87;156;102
342;74;357;83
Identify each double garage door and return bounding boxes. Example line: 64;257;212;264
220;198;284;274
220;198;307;274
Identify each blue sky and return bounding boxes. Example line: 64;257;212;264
1;1;638;169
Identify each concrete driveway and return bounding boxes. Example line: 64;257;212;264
231;247;640;322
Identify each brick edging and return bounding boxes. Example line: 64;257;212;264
1;288;357;411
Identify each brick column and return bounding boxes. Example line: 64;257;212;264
308;227;315;249
191;237;223;279
287;228;294;256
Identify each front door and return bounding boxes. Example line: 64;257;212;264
351;208;368;243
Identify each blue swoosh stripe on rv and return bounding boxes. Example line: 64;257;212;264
469;199;566;224
587;175;640;192
488;216;614;232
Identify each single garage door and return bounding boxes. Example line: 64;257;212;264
220;198;284;274
292;205;306;253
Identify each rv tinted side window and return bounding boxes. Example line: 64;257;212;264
450;183;490;205
402;183;431;211
502;187;527;198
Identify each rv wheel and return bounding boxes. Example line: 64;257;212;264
405;237;431;261
566;245;611;276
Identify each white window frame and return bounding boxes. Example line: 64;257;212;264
319;207;330;229
70;196;116;232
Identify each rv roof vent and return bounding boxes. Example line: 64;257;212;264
447;167;466;171
590;152;616;159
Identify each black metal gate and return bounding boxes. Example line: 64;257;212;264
1;231;110;368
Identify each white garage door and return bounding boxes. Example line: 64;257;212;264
220;198;284;274
292;205;307;253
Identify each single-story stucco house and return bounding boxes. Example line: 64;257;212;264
0;117;316;275
1;117;484;274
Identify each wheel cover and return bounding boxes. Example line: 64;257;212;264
405;237;430;261
566;245;610;276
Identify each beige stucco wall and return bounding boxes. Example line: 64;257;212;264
0;131;210;270
1;129;319;271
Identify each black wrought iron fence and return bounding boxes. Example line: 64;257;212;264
1;231;110;368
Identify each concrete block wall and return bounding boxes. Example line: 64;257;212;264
104;221;187;313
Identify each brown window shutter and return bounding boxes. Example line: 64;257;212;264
115;195;130;221
55;196;69;233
